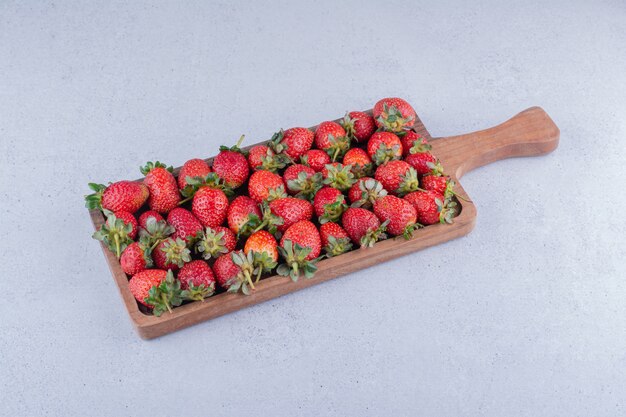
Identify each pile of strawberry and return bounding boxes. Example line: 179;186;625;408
86;98;458;316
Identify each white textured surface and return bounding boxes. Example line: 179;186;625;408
1;1;625;416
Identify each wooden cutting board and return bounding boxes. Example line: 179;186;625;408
89;106;559;339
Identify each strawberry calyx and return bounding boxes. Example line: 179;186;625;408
376;104;415;133
351;178;388;209
341;113;359;142
219;134;248;157
426;160;445;177
400;222;423;241
92;210;135;258
84;183;106;210
349;162;373;179
227;251;258;295
325;134;351;162
360;219;389;248
236;213;262;239
251;251;278;282
144;270;185;317
160;237;192;268
287;171;323;201
265;185;288;203
196;227;231;260
276;239;321;282
254;203;284;235
258;150;290;172
396;166;420;196
181;281;215;302
268;130;294;162
140;161;173;176
323;163;356;192
372;143;401;166
408;137;432;154
138;216;175;249
319;195;348;224
437;196;458;224
323;235;353;257
179;173;234;204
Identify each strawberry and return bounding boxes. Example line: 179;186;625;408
137;214;174;248
348;177;387;209
128;269;167;307
196;226;236;260
270;127;314;160
401;131;429;157
153;237;191;272
141;161;181;213
320;222;352;257
138;210;164;230
213;251;257;295
313;187;347;223
405;151;438;175
213;135;250;189
268;197;314;233
85;181;149;214
120;241;152;276
367;132;403;165
315;121;350;161
284;164;322;200
114;211;138;240
247;144;288;172
227;195;262;236
374;160;420;196
300;149;331;172
343;148;373;178
341;111;375;143
248;170;287;203
167;207;203;243
421;174;449;195
277;220;322;281
244;230;278;280
129;270;184;316
341;207;388;247
322;163;356;192
92;210;136;258
178;260;215;301
192;187;229;228
405;190;446;225
373;195;419;238
373;97;416;132
177;158;211;190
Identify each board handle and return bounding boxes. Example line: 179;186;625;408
430;106;559;179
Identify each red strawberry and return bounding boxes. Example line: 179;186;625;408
284;164;322;200
343;148;373;178
313;187;347;223
178;260;215;301
348;177;388;208
315;121;350;161
120;241;152;276
421;174;449;195
248;170;287;203
153;237;191;272
213;251;257;295
167;207;203;243
141;161;181;213
92;210;137;257
401;131;429;157
213;135;250;189
138;210;164;230
128;269;167;307
373;97;416;132
227;195;262;236
367;132;403;165
405;151;438;175
114;211;138;240
178;158;211;190
321;163;356;192
320;222;353;257
128;270;184;316
404;190;444;225
341;207;388;247
373;195;418;238
196;226;237;260
192;187;229;228
278;220;322;281
374;160;420;196
244;230;279;280
341;111;375;143
247;144;288;172
300;149;331;172
268;197;314;233
270;127;314;160
85;181;149;214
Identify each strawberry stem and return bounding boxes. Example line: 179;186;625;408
236;134;245;149
114;234;121;258
244;270;255;290
332;147;340;162
178;195;193;206
161;293;173;313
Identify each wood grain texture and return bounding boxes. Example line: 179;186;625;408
89;106;559;339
